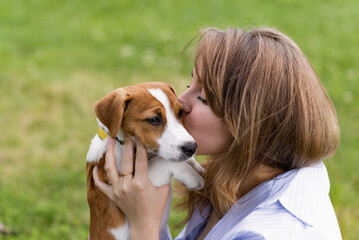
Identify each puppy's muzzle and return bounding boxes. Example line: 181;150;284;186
181;142;197;157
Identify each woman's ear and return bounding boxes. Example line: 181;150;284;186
94;88;131;138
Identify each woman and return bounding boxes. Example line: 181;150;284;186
93;27;342;239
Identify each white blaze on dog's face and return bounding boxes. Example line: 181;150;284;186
147;88;197;161
119;83;197;162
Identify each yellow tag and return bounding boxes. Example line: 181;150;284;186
98;126;108;140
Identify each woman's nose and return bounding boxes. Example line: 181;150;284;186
178;91;191;113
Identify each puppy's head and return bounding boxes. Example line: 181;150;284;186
94;82;197;162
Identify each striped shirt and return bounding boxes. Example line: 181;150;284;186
160;161;342;240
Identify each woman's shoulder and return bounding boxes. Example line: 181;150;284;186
175;163;341;240
214;162;342;239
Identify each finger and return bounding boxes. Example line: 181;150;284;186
134;137;148;180
93;166;115;201
105;138;121;187
121;136;134;178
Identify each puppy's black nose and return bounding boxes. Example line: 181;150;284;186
181;142;197;157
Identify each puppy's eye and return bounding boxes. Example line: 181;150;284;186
145;116;162;125
178;109;184;118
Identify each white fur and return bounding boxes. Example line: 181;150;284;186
148;156;204;189
86;135;108;162
109;220;130;240
86;133;124;175
148;88;196;162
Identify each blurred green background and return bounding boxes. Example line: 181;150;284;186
0;0;358;239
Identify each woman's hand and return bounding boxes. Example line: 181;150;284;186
93;137;170;240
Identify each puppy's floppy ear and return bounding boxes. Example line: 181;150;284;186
94;88;131;138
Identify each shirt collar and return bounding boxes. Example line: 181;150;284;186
266;161;330;226
221;162;329;233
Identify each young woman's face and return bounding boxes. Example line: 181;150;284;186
177;69;232;156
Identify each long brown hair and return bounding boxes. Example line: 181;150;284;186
176;27;340;220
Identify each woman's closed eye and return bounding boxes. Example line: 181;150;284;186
197;96;208;104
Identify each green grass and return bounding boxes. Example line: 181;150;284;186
0;0;358;239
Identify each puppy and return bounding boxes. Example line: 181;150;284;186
86;82;204;240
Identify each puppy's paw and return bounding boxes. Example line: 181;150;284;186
185;157;205;175
185;174;205;190
180;168;205;190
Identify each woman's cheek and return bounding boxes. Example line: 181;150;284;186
183;115;201;143
197;115;232;155
184;116;213;155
